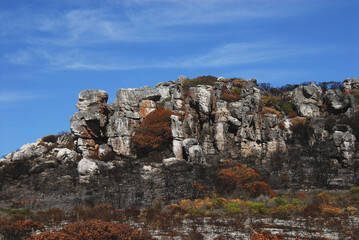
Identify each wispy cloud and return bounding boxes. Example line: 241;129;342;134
0;0;330;46
0;91;44;107
46;40;325;71
1;0;346;70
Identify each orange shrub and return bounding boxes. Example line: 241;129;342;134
233;79;250;87
252;230;283;240
217;162;274;197
41;134;58;143
32;208;65;226
287;112;297;118
30;220;153;240
0;218;44;240
132;107;181;156
221;88;242;102
262;107;282;118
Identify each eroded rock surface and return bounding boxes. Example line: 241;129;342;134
1;76;358;210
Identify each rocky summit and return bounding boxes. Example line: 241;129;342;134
0;76;358;210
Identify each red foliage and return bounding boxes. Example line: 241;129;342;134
303;204;321;217
245;181;273;198
11;199;40;209
221;89;242;102
0;218;44;240
29;220;153;240
132;107;181;156
217;162;274;197
252;230;283;240
32;208;65;226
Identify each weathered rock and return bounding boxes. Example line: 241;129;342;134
139;100;156;117
292;82;322;117
214;122;227;151
56;148;77;163
77;158;114;175
76;90;108;112
98;144;113;160
342;78;359;92
12;143;47;161
114;89;139;112
171;115;184;139
57;132;75;149
182;138;199;154
323;89;355;113
162;157;190;171
137;86;161;101
108;136;132;157
188;145;205;164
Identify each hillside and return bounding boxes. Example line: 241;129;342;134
0;76;358;239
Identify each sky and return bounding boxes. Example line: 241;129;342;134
0;0;358;156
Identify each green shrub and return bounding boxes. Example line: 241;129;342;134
273;195;288;206
224;202;243;214
292;198;305;206
350;187;359;194
246;202;267;214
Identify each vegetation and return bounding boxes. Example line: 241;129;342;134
182;75;217;91
221;88;242;102
132;107;181;157
216;160;275;198
0;187;358;239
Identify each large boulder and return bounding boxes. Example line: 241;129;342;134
292;82;322;117
75;90;108;112
137;86;161;101
342;78;359;92
323;89;356;113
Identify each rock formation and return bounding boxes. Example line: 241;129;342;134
0;76;358;209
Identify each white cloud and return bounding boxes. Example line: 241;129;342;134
7;51;31;65
47;40;318;70
0;91;43;104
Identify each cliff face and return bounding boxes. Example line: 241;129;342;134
0;76;358;209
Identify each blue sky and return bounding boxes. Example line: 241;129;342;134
0;0;358;156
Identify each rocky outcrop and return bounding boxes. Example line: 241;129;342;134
292;82;323;117
1;76;358;210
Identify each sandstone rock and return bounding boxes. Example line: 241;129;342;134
214;122;227;151
108;136;132;157
70;111;107;139
171;115;184;139
56;132;75;149
188;145;205;164
173;75;188;85
76;90;108;112
172;140;183;160
137;86;161;101
98;144;113;160
139;100;156;117
78;158;98;175
107;114;132;138
342;78;359;92
77;158;114;175
323;89;355;113
292;82;322;117
155;83;171;99
162;157;190;171
214;101;230;123
196;86;212;116
217;77;225;82
13;143;47;161
182;138;199;154
56;148;77;163
114;89;139;112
